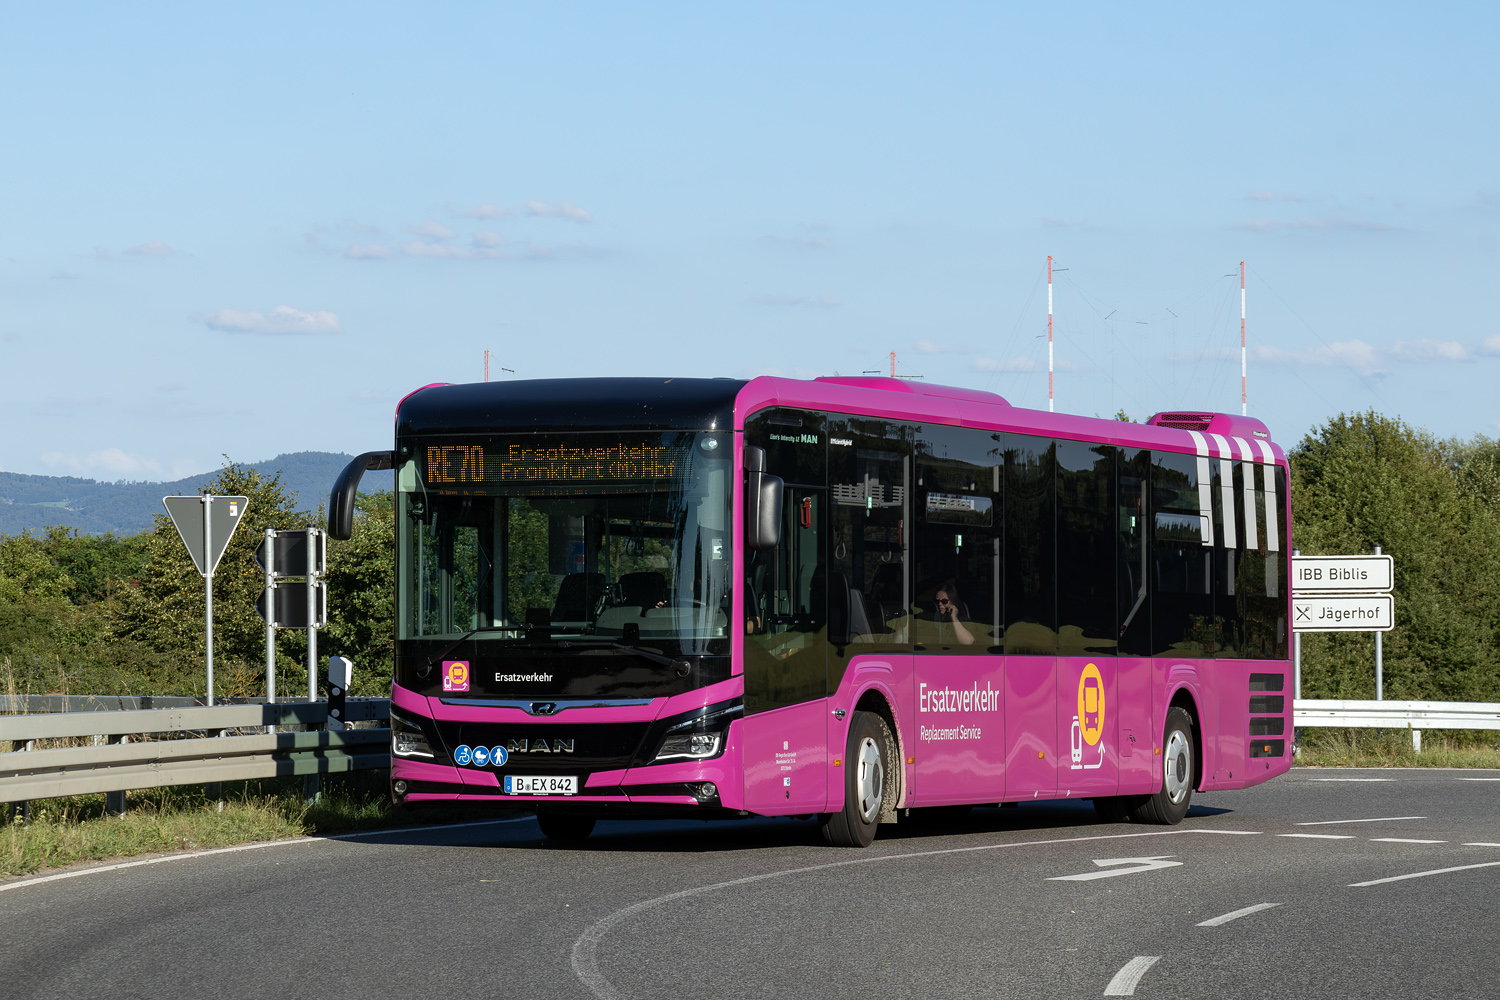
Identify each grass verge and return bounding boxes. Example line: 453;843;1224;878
1295;727;1500;768
1;771;520;879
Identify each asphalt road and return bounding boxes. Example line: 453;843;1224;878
3;768;1498;999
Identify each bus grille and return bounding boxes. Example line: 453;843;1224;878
1151;412;1215;431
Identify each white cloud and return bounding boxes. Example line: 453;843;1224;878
464;201;594;223
409;220;454;240
201;305;342;335
345;243;393;259
520;201;592;223
916;340;953;354
40;447;168;479
472;230;504;248
124;241;177;257
750;293;840;308
1479;335;1500;356
1387;339;1472;363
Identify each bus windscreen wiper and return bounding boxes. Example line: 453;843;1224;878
423;624;529;670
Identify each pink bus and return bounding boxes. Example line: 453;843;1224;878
330;376;1292;847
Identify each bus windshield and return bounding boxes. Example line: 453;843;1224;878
395;430;732;657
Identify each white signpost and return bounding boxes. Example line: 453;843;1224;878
1291;548;1395;700
163;495;249;706
1292;554;1394;593
1292;594;1395;632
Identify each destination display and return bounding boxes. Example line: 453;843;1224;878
422;436;695;490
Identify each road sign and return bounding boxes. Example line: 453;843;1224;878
163;495;250;577
1292;554;1393;593
1293;594;1395;632
256;581;327;628
254;530;325;577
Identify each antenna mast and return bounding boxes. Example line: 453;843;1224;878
484;349;490;382
1239;262;1247;415
1047;255;1054;412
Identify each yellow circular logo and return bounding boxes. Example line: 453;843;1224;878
1077;663;1105;746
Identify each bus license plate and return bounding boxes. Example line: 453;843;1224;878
505;775;577;796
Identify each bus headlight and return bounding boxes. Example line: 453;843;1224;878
391;711;435;758
654;731;723;761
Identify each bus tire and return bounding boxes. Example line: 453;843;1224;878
537;809;596;842
820;710;892;848
1130;706;1196;825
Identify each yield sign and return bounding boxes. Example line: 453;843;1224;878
163;495;249;577
1048;856;1183;881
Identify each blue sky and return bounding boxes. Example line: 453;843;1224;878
2;2;1496;480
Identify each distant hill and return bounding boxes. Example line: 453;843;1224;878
0;452;394;536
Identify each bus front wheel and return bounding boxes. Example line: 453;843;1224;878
1130;706;1196;825
820;711;893;848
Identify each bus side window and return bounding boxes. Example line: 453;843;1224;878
1116;449;1152;657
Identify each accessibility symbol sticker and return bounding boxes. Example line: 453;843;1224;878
473;745;492;767
454;745;473;766
492;746;509;767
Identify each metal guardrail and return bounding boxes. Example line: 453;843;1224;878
1;699;391;808
1295;698;1500;754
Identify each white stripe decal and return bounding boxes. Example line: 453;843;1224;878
1210;432;1233;459
1254;439;1275;464
1262;461;1281;552
1219;458;1237;549
1240;456;1259;550
1184;431;1214;546
1233;436;1255;462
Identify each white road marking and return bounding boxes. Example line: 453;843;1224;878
0;817;536;894
1463;842;1500;847
1350;860;1500;887
1295;816;1425;826
571;827;1257;1000
1306;778;1395;782
1457;778;1500;781
1049;856;1183;882
1104;956;1162;996
1370;838;1445;844
1196;902;1282;927
1279;833;1354;839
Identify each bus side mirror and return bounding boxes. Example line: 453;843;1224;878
329;451;395;540
744;446;783;550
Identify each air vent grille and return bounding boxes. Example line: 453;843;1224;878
1152;412;1215;431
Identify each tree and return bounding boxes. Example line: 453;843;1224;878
1291;412;1500;702
321;491;396;697
111;459;310;697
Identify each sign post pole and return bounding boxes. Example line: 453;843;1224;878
1374;544;1383;701
264;528;276;705
204;497;214;707
163;494;249;711
306;527;318;703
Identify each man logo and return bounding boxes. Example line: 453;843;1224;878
505;737;576;754
531;702;558;716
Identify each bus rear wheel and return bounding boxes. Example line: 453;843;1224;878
1130;706;1196;825
820;711;894;848
537;809;596;842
